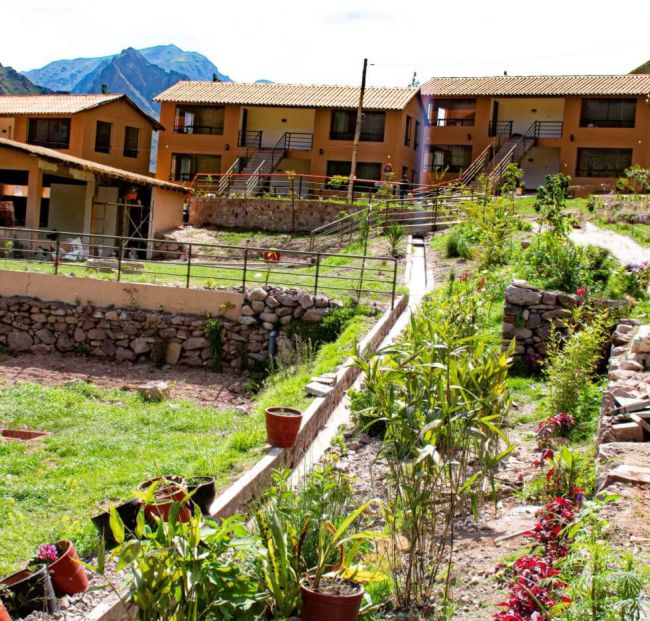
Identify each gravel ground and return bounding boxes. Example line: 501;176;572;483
570;221;650;266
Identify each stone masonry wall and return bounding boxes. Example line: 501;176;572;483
502;280;580;362
0;286;336;371
190;197;359;233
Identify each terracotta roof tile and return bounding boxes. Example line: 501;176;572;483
154;81;418;110
420;75;650;97
0;137;189;193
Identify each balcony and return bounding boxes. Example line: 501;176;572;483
238;130;263;149
429;116;475;127
173;124;224;135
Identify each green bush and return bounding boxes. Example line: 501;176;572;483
445;221;478;259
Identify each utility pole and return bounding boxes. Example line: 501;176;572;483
347;58;368;202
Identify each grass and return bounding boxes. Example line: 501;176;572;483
0;310;375;575
0;382;266;575
592;218;650;247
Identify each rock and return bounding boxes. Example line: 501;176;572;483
631;326;650;354
138;380;170;402
597;464;650;490
165;342;182;365
105;310;119;321
35;328;56;345
183;337;208;350
228;381;245;394
277;294;297;307
131;337;150;355
541;292;557;305
505;284;542;306
7;330;33;352
302;308;327;322
262;322;275;331
527;314;542;330
240;305;255;316
251;300;266;313
556;293;577;308
248;288;268;302
116;346;136;363
298;293;315;309
514;327;533;339
619;360;644;372
259;312;278;323
265;295;280;308
240;316;258;326
87;328;107;340
56;333;75;352
276;306;294;317
610;422;645;442
304;382;333;397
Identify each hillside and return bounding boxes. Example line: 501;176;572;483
0;63;49;94
631;59;650;74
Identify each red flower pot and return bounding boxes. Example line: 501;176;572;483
265;407;303;448
48;540;89;596
300;581;364;621
138;477;191;523
0;600;11;621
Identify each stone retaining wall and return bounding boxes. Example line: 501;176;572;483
0;287;336;371
502;280;580;362
190;196;359;232
598;321;650;443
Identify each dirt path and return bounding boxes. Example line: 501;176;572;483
0;352;249;411
570;221;650;265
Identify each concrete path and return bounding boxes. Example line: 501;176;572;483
290;235;429;482
570;222;650;265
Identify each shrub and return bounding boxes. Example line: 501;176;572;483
535;173;573;237
383;223;406;257
445;221;477;259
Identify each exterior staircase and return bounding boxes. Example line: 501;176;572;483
230;141;288;196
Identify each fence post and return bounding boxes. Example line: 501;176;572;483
391;258;398;309
186;244;192;288
54;235;60;275
313;253;321;294
117;238;124;282
242;244;249;290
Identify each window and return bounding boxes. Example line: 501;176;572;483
576;148;632;177
580;99;636;128
171;154;222;181
174;105;225;135
27;118;71;149
414;120;421;149
326;160;382;189
429;99;476;127
95;121;112;154
404;115;412;146
329;110;385;142
123;127;140;158
427;145;472;173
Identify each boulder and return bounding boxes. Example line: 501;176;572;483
631;326;650;354
35;328;56;345
248;288;268;302
116;347;136;363
131;337;150;355
8;330;33;352
183;337;208;351
138;380;171;402
505;285;542;306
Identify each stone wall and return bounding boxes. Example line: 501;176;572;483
0;287;336;371
190;197;359;233
502;280;579;362
598;321;650;443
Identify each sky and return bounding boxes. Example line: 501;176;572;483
1;0;649;85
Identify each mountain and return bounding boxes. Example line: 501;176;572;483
0;63;50;94
23;44;231;113
630;59;650;74
70;48;189;116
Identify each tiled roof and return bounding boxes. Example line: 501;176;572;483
154;81;418;110
420;75;650;97
0;94;163;129
0;137;189;193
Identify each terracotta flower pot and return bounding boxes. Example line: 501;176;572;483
300;580;364;621
91;498;143;549
265;407;303;448
186;476;216;515
138;477;190;523
0;600;11;621
1;565;58;617
48;540;89;596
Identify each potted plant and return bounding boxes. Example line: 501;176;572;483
515;181;526;196
265;407;303;448
0;564;58;617
137;476;191;523
92;498;143;549
186;476;216;515
36;542;89;596
299;499;382;621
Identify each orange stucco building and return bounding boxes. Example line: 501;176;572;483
153;82;425;187
419;75;650;194
0;94;162;176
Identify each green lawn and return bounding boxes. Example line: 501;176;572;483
0;312;374;575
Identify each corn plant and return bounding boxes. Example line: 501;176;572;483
356;284;514;610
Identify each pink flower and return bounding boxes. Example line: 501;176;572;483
36;543;58;564
576;287;586;296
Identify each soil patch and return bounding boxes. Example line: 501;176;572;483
0;351;249;411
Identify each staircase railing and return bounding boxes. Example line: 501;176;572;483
461;144;493;186
244;161;265;197
237;130;263;149
215;157;241;195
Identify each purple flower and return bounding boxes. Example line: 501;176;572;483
36;543;58;564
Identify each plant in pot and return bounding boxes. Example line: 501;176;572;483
186;476;216;515
34;542;89;597
0;560;58;617
137;476;191;523
92;498;143;549
299;498;383;621
265;406;303;448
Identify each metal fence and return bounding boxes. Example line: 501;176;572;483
0;226;399;307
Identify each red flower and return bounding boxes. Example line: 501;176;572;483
576;287;586;296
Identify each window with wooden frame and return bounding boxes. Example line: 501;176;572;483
123;126;140;158
429;99;476;127
404;115;412;146
171;154;222;181
174;105;225;134
27;118;71;149
329;110;385;142
580;99;636;128
427;145;472;173
95;121;112;154
414;120;421;149
576;148;632;177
